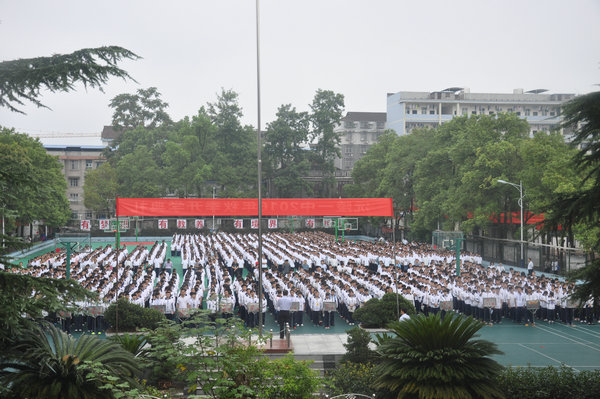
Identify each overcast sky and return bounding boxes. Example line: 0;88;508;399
1;0;599;139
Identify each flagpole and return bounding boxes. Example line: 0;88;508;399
256;0;264;337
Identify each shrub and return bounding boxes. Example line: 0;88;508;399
324;361;380;398
341;326;378;364
373;313;504;399
354;293;416;328
498;365;600;399
104;298;165;331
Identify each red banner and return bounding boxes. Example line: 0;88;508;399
116;198;393;217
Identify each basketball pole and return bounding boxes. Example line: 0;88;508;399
456;237;462;276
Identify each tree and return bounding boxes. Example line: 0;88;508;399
110;87;172;130
0;46;139;113
373;313;504;399
83;162;118;216
264;104;312;197
343;130;399;198
0;323;140;399
341;326;379;364
309;89;345;196
545;91;600;302
0;271;95;352
206;89;257;198
89;90;257;201
0;127;71;232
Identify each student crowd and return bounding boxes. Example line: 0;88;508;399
4;231;597;334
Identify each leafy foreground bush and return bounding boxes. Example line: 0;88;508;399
374;312;504;399
104;297;165;331
143;311;322;398
0;323;141;399
499;365;600;399
324;361;380;397
354;293;416;328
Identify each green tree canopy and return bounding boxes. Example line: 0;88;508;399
83;162;117;216
264;104;312;197
309;89;345;196
346;113;576;242
0;46;139;113
89;88;257;204
0;127;71;228
110;86;172;130
544;91;600;301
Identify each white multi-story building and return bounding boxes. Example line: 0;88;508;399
44;145;106;220
334;111;387;171
386;88;576;139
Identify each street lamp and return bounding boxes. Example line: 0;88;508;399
212;186;216;232
497;179;524;267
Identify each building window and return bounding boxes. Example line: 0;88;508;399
69;178;79;187
85;211;93;219
412;110;417;114
533;111;538;116
360;121;371;129
376;122;385;129
525;109;531;116
343;159;353;170
69;193;79;200
344;121;356;129
95;161;103;168
550;111;556;116
70;160;79;170
344;146;353;155
516;112;521;116
86;160;93;169
71;212;79;220
360;132;367;141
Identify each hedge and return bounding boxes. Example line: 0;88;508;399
104;298;165;331
353;293;416;328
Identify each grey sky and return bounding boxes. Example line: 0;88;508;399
1;0;599;138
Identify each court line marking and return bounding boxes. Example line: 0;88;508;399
504;365;600;369
517;343;575;370
554;324;600;342
535;324;600;352
494;342;593;345
541;324;600;349
564;324;600;339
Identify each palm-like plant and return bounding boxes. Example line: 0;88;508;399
0;323;139;399
373;312;504;399
109;333;149;358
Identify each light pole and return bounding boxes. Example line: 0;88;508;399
497;179;524;267
212;186;216;232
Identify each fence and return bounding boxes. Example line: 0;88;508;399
464;235;587;275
